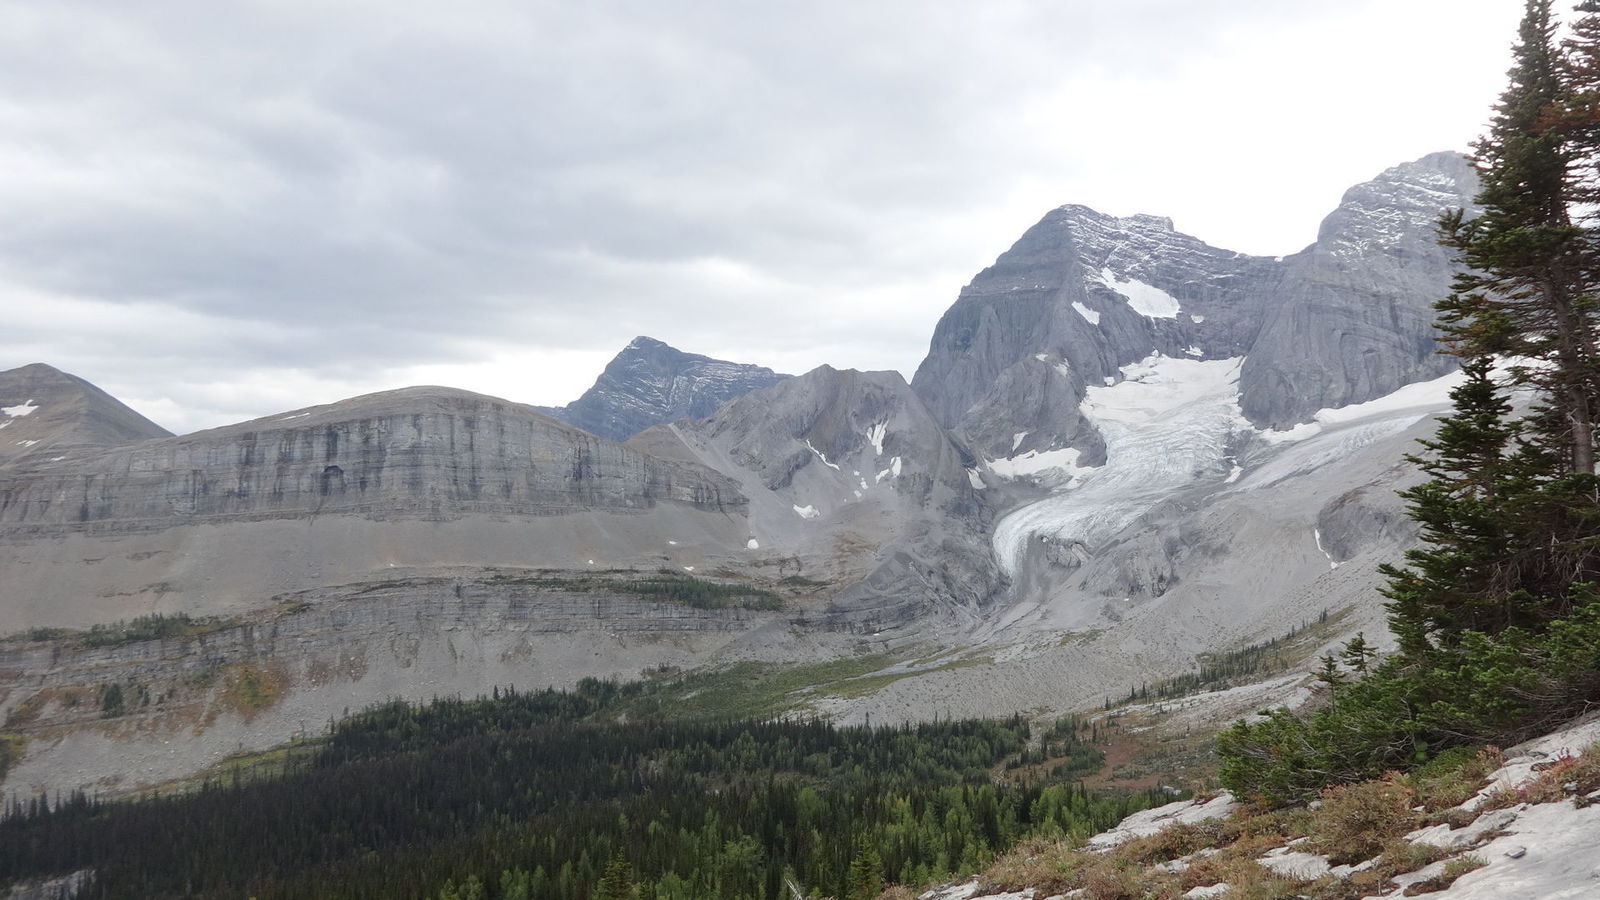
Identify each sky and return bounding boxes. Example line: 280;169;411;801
0;0;1531;434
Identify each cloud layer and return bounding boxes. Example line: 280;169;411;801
0;0;1523;432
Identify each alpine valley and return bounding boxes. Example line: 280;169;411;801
0;151;1479;803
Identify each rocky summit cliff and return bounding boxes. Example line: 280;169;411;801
540;336;788;441
913;151;1479;466
1239;151;1479;428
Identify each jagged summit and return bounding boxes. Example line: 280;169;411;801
1239;151;1478;428
540;336;789;442
913;151;1478;473
0;362;170;468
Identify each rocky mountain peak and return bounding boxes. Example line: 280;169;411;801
0;362;170;468
1315;151;1479;258
540;336;789;442
1238;151;1479;429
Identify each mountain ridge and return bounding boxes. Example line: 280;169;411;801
538;335;789;442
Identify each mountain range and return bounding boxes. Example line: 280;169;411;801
0;151;1478;799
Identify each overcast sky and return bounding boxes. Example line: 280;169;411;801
0;0;1528;434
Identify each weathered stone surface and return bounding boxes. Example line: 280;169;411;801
540;336;787;441
634;365;999;631
0;571;793;799
0;384;742;530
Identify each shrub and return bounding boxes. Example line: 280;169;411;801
1304;778;1421;865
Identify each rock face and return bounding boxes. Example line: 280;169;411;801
541;336;788;441
632;365;999;631
911;205;1280;467
0;363;170;469
0;384;757;635
912;152;1479;463
1239;152;1481;428
0;385;741;530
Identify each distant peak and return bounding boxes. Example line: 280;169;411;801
623;336;671;352
1372;151;1475;185
1050;204;1175;232
3;362;71;380
1125;213;1175;231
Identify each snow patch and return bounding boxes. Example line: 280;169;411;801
745;538;760;550
865;421;888;456
792;504;820;520
2;399;39;418
1071;301;1101;325
1011;431;1028;452
1189;314;1206;323
682;566;694;572
1102;269;1181;318
985;447;1086;481
966;469;985;490
1312;528;1339;570
279;412;311;421
875;457;903;482
14;439;38;447
803;439;840;471
1257;368;1464;445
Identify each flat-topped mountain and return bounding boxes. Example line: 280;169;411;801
0;383;742;529
540;336;788;441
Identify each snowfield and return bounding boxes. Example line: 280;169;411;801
991;357;1461;575
993;355;1247;573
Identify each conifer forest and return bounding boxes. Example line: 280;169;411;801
0;681;1165;899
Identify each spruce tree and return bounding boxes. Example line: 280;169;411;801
1440;0;1600;478
1219;0;1600;802
1379;356;1519;653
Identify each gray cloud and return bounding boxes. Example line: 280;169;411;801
0;0;1523;432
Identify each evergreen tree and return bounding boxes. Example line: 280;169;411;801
844;840;883;900
1378;356;1520;653
596;854;634;900
1439;0;1600;478
1219;0;1600;803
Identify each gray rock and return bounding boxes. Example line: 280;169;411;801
0;363;170;469
1239;152;1480;429
540;336;787;441
633;365;1000;632
911;205;1277;465
0;384;742;530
